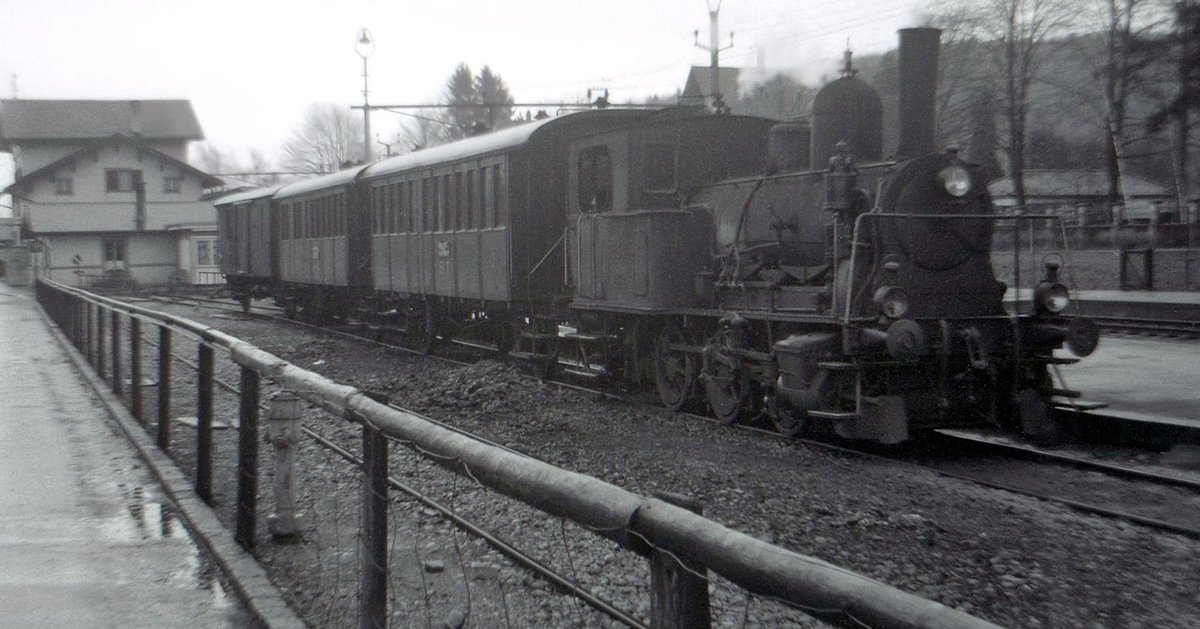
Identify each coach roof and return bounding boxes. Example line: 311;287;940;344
213;185;284;206
275;164;370;200
362;109;651;180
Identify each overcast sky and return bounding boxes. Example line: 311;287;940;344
0;0;927;168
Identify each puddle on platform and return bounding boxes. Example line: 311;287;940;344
98;485;234;609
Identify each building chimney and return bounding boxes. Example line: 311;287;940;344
134;171;146;231
895;28;941;158
130;100;143;136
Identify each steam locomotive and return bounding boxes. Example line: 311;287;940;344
217;28;1099;443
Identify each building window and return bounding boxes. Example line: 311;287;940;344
195;238;217;266
106;169;142;192
103;237;127;263
54;176;74;195
163;176;182;193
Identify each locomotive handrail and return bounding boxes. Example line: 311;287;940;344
36;278;1000;629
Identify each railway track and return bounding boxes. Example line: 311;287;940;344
1091;315;1200;338
151;294;1200;543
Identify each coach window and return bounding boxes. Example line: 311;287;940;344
402;181;412;232
466;171;477;229
388;183;399;233
492;165;506;227
472;166;482;225
377;187;386;234
578;146;611;213
399;183;406;233
643;143;676;193
381;188;390;234
407;181;417;232
427;177;436;231
440;175;451;231
454;172;465;230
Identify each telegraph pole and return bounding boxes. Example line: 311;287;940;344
695;2;734;114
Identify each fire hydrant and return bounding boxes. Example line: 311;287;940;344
267;391;304;538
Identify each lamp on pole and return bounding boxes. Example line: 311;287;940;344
355;28;375;163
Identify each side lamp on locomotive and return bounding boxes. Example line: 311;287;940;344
1026;258;1101;358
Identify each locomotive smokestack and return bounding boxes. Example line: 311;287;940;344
896;27;941;158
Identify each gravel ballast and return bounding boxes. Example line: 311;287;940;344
143;303;1200;628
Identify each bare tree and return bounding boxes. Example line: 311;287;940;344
935;0;1074;211
393;113;446;152
1148;1;1200;206
1084;0;1170;206
281;103;365;174
190;142;236;174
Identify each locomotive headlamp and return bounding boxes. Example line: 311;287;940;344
1035;282;1070;314
873;286;910;318
1034;258;1069;314
938;165;972;198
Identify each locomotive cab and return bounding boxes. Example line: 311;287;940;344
566;111;774;312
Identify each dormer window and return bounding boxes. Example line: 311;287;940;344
53;175;74;195
106;169;143;192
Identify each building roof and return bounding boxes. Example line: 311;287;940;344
988;170;1169;199
0;99;203;142
2;135;222;195
680;67;741;105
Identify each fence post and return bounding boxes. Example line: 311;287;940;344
130;317;142;423
85;300;94;362
196;343;214;505
97;307;107;380
89;302;98;365
236;366;261;550
111;310;122;396
361;421;389;629
157;325;172;450
74;298;83;350
649;491;712;629
267;391;303;538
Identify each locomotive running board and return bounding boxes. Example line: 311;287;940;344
1051;399;1109;411
818;395;909;444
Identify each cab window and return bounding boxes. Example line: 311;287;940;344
577;146;612;213
643;143;676;193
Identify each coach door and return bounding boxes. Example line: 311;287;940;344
573;143;616;299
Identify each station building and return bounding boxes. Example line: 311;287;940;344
0;99;223;287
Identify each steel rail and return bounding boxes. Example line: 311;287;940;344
934;430;1200;492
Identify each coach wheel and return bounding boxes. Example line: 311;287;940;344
419;300;439;355
704;359;753;425
239;294;252;314
654;324;698;411
494;321;515;355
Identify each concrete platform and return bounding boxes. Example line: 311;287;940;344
1056;334;1200;429
0;284;250;627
